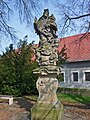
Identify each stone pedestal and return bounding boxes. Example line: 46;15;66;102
31;102;63;120
31;67;64;120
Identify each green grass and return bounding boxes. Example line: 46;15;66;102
24;95;38;101
24;93;90;105
57;93;90;104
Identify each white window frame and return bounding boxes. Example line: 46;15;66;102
71;71;79;82
83;70;90;83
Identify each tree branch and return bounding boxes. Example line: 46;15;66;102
69;13;90;20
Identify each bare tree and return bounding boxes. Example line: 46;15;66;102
0;0;90;42
0;0;45;41
54;0;90;36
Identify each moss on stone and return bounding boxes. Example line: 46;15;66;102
31;102;64;120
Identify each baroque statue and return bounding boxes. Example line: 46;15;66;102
31;9;63;120
34;9;58;45
34;9;59;66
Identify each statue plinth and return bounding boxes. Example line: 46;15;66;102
31;9;63;120
33;66;59;104
31;66;63;120
31;102;63;120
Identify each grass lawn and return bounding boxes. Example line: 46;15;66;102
57;93;90;104
25;93;90;105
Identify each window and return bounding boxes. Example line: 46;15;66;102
85;72;90;81
72;72;78;82
61;73;64;82
58;72;65;82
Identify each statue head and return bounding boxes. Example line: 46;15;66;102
43;9;49;17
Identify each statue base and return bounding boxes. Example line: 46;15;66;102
31;102;63;120
31;66;64;119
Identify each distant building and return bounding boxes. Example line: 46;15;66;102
58;33;90;89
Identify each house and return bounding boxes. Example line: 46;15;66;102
58;32;90;89
32;33;90;89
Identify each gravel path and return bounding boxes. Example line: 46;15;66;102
0;98;90;120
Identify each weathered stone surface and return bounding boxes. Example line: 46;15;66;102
34;9;58;46
31;102;63;120
33;66;60;75
36;75;58;104
31;9;63;120
33;9;58;66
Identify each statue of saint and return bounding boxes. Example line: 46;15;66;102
34;9;58;66
34;9;58;45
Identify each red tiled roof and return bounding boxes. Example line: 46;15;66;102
58;33;90;62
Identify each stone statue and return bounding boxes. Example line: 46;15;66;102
34;9;58;45
32;9;63;120
33;9;58;66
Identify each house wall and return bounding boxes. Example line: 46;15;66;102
60;61;90;89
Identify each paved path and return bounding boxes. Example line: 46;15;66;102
11;107;89;120
63;106;89;120
10;106;90;120
0;98;90;120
